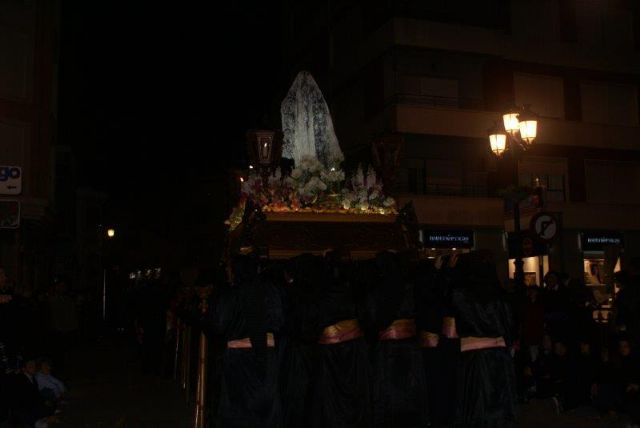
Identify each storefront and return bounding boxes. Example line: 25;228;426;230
506;231;549;287
580;231;623;290
419;229;474;259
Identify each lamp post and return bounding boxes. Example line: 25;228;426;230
488;105;539;289
101;226;115;323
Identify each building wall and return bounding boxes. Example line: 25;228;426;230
0;0;58;290
285;0;640;279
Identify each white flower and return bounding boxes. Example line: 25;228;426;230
366;168;378;188
383;197;395;207
268;169;282;186
357;201;369;211
342;199;351;210
352;166;365;187
321;169;346;183
291;168;303;179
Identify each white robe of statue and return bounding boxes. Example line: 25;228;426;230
281;71;344;167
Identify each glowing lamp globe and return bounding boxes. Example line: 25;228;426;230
517;106;538;144
502;107;521;136
489;133;507;156
488;123;507;156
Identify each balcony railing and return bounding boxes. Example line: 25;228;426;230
392;93;486;110
404;182;489;197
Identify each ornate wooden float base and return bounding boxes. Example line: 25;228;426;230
232;210;410;260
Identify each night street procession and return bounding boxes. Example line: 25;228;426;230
1;1;640;427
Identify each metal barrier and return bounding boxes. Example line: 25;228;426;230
194;329;208;428
174;291;211;428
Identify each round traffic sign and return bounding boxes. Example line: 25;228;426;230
530;212;559;243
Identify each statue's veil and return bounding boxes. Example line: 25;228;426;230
281;71;344;167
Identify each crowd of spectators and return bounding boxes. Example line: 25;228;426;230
512;265;640;423
0;268;84;428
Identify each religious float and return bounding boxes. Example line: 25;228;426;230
225;71;418;259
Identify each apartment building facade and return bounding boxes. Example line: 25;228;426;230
0;0;59;291
284;0;640;285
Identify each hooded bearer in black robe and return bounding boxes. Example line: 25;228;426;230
365;251;428;428
310;251;371;428
207;255;285;428
448;251;517;428
280;254;324;427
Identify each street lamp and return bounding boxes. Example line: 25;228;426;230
488;105;539;289
100;226;116;326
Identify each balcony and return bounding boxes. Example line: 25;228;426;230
391;93;485;110
390;103;640;151
396;193;503;227
392;18;640;75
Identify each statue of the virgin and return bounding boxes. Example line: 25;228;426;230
280;71;344;168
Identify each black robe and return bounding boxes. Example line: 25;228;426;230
311;275;371;428
365;275;427;428
208;280;285;428
417;264;460;427
450;286;517;428
280;256;323;428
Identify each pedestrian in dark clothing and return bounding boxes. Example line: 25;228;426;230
532;334;554;398
521;286;545;356
571;340;599;407
548;340;576;411
541;272;571;342
593;347;619;416
10;358;56;428
614;259;640;347
617;338;640;424
134;278;171;375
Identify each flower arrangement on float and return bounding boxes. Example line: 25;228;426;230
235;156;396;219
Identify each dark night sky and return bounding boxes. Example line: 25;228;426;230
60;2;283;204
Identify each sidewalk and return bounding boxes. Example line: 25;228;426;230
56;336;191;428
519;399;632;428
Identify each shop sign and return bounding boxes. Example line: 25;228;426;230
421;229;474;249
581;231;623;251
0;166;22;195
530;212;559;243
0;199;20;229
507;231;548;258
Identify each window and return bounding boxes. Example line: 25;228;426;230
399;75;460;107
581;81;639;126
514;73;565;119
519;172;566;202
403;157;486;196
510;0;560;42
585;160;640;204
518;157;568;202
575;1;634;50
